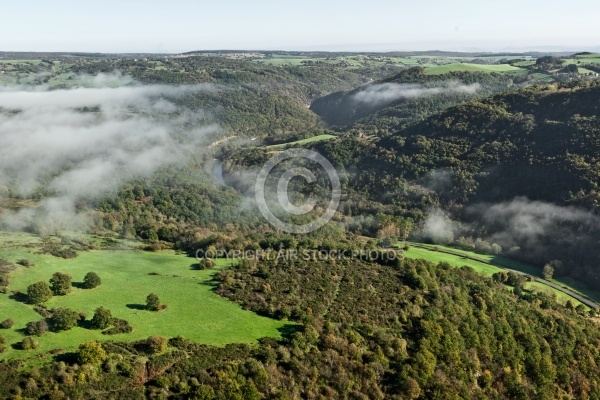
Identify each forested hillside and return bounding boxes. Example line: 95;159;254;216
310;67;514;130
307;80;600;288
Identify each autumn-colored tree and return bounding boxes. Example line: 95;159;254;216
78;341;107;365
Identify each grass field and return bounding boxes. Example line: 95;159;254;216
266;134;337;149
0;60;43;64
0;238;289;361
425;63;525;75
402;244;591;308
564;54;600;64
512;60;536;67
578;67;597;74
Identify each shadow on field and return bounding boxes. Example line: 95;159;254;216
72;282;86;289
78;319;94;330
14;327;29;336
277;324;302;340
198;278;220;290
8;291;29;304
54;351;78;364
126;303;147;311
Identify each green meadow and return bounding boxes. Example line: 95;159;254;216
425;63;524;75
0;236;289;360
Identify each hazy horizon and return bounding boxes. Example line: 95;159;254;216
2;0;599;54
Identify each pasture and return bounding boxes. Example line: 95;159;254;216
0;234;289;360
424;63;524;75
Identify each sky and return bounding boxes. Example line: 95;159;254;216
2;0;599;53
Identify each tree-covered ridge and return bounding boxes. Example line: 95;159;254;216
64;56;401;138
310;67;514;129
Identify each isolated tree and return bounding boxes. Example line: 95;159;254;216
90;307;113;330
27;281;53;304
1;318;14;329
83;272;101;289
17;259;31;267
543;264;554;280
26;320;49;336
146;293;161;311
20;336;39;350
49;272;72;295
50;308;80;331
77;341;107;365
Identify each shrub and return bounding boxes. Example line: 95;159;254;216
26;320;49;336
102;318;133;335
199;258;216;270
1;318;14;329
21;336;39;350
146;293;166;311
83;272;101;289
0;259;15;273
50;248;78;259
27;281;53;304
34;306;53;318
17;259;32;267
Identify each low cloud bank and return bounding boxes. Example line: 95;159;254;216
352;81;481;107
0;78;219;233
